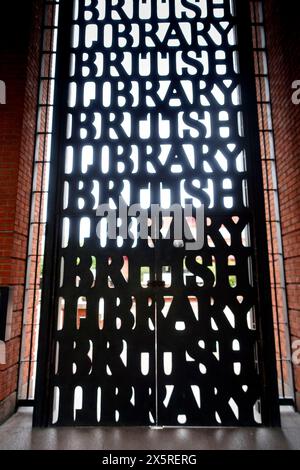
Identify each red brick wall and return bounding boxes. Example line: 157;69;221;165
0;1;43;410
264;0;300;409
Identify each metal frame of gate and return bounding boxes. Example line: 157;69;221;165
33;0;280;427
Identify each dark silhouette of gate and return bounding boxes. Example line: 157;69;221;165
34;0;279;427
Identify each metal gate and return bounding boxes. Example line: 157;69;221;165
33;0;280;427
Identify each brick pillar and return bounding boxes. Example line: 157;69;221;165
0;0;42;423
264;0;300;410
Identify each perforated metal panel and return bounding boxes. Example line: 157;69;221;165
34;0;279;427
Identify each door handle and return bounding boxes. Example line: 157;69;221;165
147;280;166;288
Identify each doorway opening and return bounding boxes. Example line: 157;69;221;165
18;0;288;426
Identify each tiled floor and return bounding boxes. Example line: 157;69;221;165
0;407;299;450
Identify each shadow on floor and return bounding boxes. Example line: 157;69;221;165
0;407;299;450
